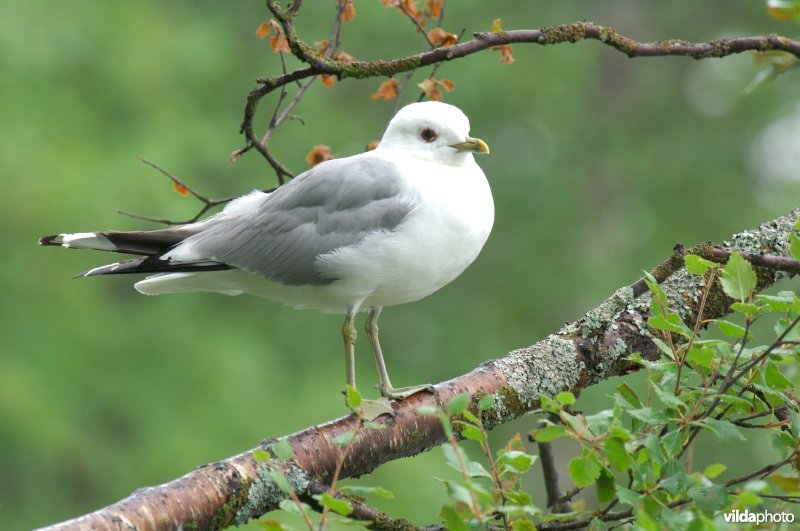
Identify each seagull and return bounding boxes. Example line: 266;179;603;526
39;101;494;411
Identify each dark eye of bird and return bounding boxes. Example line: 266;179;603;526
419;128;437;143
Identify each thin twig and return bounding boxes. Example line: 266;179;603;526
118;158;275;226
397;2;434;48
261;76;316;144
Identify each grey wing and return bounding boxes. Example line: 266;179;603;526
175;156;416;285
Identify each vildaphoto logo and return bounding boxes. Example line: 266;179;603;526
722;509;795;524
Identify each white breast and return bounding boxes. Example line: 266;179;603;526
317;155;494;309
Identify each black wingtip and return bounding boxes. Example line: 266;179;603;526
39;235;60;246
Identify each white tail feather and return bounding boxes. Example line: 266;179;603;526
58;232;118;251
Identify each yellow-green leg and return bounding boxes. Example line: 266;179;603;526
342;310;357;390
341;309;393;419
365;307;433;399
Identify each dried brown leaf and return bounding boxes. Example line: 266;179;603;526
173;183;190;197
417;78;442;101
306;145;335;167
320;75;337;88
371;79;399;100
438;78;455;92
493;44;515;64
334;50;355;63
341;0;356;22
255;21;271;40
315;40;329;56
269;19;290;53
425;0;445;19
427;27;458;47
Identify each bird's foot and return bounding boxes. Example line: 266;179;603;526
358;398;395;420
379;383;435;400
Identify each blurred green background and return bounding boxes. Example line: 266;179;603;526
2;1;799;528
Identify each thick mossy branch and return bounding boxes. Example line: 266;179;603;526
41;209;798;530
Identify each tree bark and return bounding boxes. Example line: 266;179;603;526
39;209;799;530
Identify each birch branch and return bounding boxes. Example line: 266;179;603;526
40;209;799;530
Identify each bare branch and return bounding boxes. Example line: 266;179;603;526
239;21;800;172
119;158;275;226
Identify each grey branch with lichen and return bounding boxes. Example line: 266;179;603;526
41;209;799;530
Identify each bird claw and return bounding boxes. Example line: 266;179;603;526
357;398;395;420
379;383;435;400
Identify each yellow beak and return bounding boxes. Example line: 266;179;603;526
450;136;490;155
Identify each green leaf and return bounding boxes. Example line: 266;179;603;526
686;345;715;369
737;491;763;506
443;481;473;506
274;438;294;461
511;519;538;531
643;433;667;467
650;337;675;358
278;498;310;516
648;313;691;338
689;485;729;513
531;424;566;443
556;391;576;405
764;363;792;389
660;461;691;496
731;302;759;318
771;431;796;458
596;467;616;504
701;418;745;441
627;406;670;424
720;252;756;302
252;449;272;462
715;319;748;339
254;518;289;530
269;470;294;494
539;394;561;414
560;411;593;440
461;410;479;424
703;464;727;479
652;385;683;409
318;492;353;516
344;385;361;409
568;450;602;488
499;450;536;473
446;393;470;415
465;460;492;479
644;272;668;318
605;437;633;472
661;431;682;458
616;486;641;508
477;394;496;411
790;232;800;261
585;410;614;435
459;424;485;442
439;505;467;531
685;254;716;276
616;383;642;408
340;485;395;499
775;317;800;342
442;443;467;472
757;292;800;312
